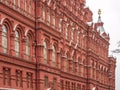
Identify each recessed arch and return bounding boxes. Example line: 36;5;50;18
25;29;35;40
0;18;13;33
13;24;25;37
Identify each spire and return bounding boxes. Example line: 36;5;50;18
98;9;101;17
97;9;102;23
96;9;105;35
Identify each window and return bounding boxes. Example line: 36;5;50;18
26;36;30;60
81;59;85;77
15;31;20;56
53;13;55;26
18;0;20;7
71;28;74;41
66;81;70;90
43;6;45;20
3;67;11;86
25;0;27;11
66;54;69;72
29;1;31;14
66;24;69;39
47;9;50;23
16;70;22;87
2;25;8;53
44;76;48;88
14;0;16;5
77;31;80;44
60;80;64;90
44;41;48;64
82;85;85;90
26;72;33;88
82;35;85;48
53;78;57;90
71;82;74;90
52;45;56;67
77;84;81;90
59;19;62;32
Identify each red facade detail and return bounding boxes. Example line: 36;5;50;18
0;0;116;90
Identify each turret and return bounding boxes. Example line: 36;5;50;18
95;9;110;41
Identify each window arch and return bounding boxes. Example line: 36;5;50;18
52;45;56;67
2;25;8;53
43;41;48;64
26;36;30;60
15;30;20;56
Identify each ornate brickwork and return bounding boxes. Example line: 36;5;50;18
0;0;116;90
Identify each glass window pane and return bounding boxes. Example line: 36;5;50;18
44;41;47;63
15;31;20;56
52;45;56;66
26;36;30;60
2;25;7;53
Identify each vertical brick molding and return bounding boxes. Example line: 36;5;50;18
57;51;61;69
10;32;15;56
62;20;66;37
61;55;66;72
74;61;78;74
32;42;36;63
39;44;44;63
36;31;44;63
0;25;2;52
21;37;26;59
68;58;73;73
36;1;43;20
48;43;53;66
55;14;60;31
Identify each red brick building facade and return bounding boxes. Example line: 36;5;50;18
0;0;116;90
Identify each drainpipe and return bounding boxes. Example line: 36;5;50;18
34;0;39;90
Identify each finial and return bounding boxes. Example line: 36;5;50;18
98;9;101;17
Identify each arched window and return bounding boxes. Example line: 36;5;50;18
15;31;20;56
44;41;48;64
52;45;56;67
26;36;30;60
2;25;8;53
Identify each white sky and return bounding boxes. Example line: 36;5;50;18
86;0;120;90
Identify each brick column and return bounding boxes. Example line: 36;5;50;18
21;37;26;59
0;25;2;52
32;42;36;63
61;55;66;71
10;32;15;56
49;39;53;66
68;58;73;73
57;50;61;69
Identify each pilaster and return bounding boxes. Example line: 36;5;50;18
10;32;15;56
21;37;26;60
0;25;2;52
